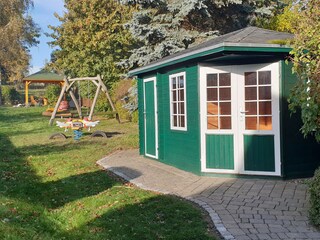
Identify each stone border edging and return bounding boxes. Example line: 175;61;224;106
186;197;235;240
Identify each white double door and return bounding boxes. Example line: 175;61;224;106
200;62;281;176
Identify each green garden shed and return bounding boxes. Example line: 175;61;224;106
129;27;320;178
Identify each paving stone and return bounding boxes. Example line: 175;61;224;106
294;215;309;221
240;218;250;223
256;233;272;239
275;232;288;239
270;233;281;238
276;215;294;221
261;214;276;220
248;233;259;240
286;232;309;239
264;219;283;225
306;232;320;238
253;214;262;219
239;214;253;219
235;235;251;240
269;227;287;233
228;228;246;236
249;218;264;224
256;227;270;233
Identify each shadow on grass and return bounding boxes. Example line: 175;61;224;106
0;108;214;239
65;195;213;240
0;108;44;124
0;133;115;238
0;133;214;239
0;133;115;202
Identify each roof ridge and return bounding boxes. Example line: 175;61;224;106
226;26;258;43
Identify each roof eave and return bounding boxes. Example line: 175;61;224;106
128;42;292;77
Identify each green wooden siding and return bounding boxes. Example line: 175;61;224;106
156;66;201;174
244;135;275;172
280;61;320;178
145;81;156;156
206;135;234;169
137;78;145;155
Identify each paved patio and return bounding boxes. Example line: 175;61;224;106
97;150;320;240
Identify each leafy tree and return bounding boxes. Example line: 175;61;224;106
0;0;39;80
255;0;301;33
120;0;286;68
0;0;39;105
288;0;320;141
48;0;135;87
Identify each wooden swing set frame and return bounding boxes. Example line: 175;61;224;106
49;75;118;125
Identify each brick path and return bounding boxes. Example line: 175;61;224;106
97;150;320;240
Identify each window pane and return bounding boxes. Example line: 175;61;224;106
259;71;271;85
180;116;185;128
207;74;217;87
219;88;231;100
179;76;184;88
178;89;184;101
172;90;177;101
178;103;185;114
259;101;272;115
220;102;231;115
219;73;231;86
220;117;231;129
172;77;177;89
173;115;177;127
259;116;272;130
245;72;257;85
245;117;258;130
245;102;257;115
207;88;218;101
259;86;271;100
207;116;218;129
173;103;177;114
207;102;218;115
245;87;257;100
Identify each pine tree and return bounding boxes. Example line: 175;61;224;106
120;0;285;68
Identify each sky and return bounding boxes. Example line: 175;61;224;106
28;0;65;74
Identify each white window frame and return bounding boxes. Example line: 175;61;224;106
169;72;187;131
206;72;233;131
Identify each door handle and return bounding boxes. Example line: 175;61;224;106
240;110;249;114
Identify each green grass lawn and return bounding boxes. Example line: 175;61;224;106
0;107;216;240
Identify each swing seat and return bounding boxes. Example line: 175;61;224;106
42;111;73;118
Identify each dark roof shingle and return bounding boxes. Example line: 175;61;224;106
130;27;293;75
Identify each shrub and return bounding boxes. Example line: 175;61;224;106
309;167;320;227
111;78;137;122
45;85;61;106
1;86;21;105
131;110;139;123
95;94;110;112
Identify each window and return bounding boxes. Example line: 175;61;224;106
170;72;187;130
206;73;232;130
244;71;272;130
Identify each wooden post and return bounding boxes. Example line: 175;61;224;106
97;75;120;122
65;78;82;119
70;89;82;119
88;85;101;120
49;80;68;125
25;81;31;105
